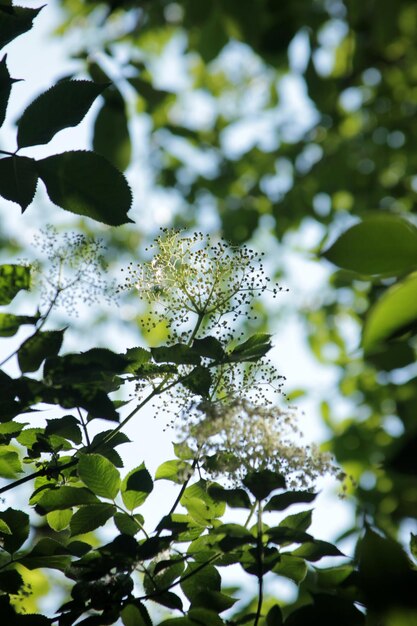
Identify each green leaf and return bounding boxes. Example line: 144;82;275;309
181;562;220;604
17;80;107;148
121;463;153;510
151;343;201;365
0;264;30;304
208;485;252;508
188;608;225;625
45;415;82;445
363;272;417;350
35;486;100;512
266;605;283;626
0;54;20;127
265;491;317;511
78;453;121;499
0;4;43;50
322;215;417;277
0;508;29;552
70;503;115;536
36;150;133;226
46;509;73;532
228;333;272;362
0;155;38;210
182;365;212;397
155;459;193;483
121;603;152;626
0;569;23;594
411;533;417;561
181;480;225;521
243;469;286;500
18;538;71;572
93;88;131;171
0;518;11;534
272;554;307;584
0;313;37;337
18;329;64;373
279;509;313;532
192;336;225;361
114;512;143;536
292;539;344;561
0;448;22;478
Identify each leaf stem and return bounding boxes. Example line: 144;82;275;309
254;499;264;626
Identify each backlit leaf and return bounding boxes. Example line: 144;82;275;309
36;150;133;226
322;215;417;277
17;80;107;148
78;453;121;499
363;272;417;350
0;264;30;304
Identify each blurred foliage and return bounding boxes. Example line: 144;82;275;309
1;0;417;623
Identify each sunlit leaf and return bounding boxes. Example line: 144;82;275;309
121;463;153;510
322;215;417;277
363;272;417;350
0;264;30;304
78;453;121;499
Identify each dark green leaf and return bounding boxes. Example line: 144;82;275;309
0;4;43;50
18;329;64;373
121;602;152;626
151;343;201;365
181;562;220;604
36;150;133;226
272;554;307;584
208;485;252;508
266;526;312;545
0;508;29;552
70;503;115;536
78;453;120;499
182;365;212;397
121;463;153;510
45;348;128;385
292;539;344;561
411;534;417;562
284;594;365;626
35;486;99;512
266;605;283;626
0;313;38;337
228;333;272;362
18;538;71;572
0;264;30;304
17;80;107;148
45;415;82;445
93;88;131;171
0;155;38;210
365;340;416;371
0;569;23;594
0;54;20;127
363;272;417;350
243;469;286;500
192;336;225;361
114;512;143;536
265;491;317;511
279;509;313;532
322;215;417;277
188;608;225;625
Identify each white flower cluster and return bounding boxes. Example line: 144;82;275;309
31;226;112;315
120;229;284;344
177;398;342;489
